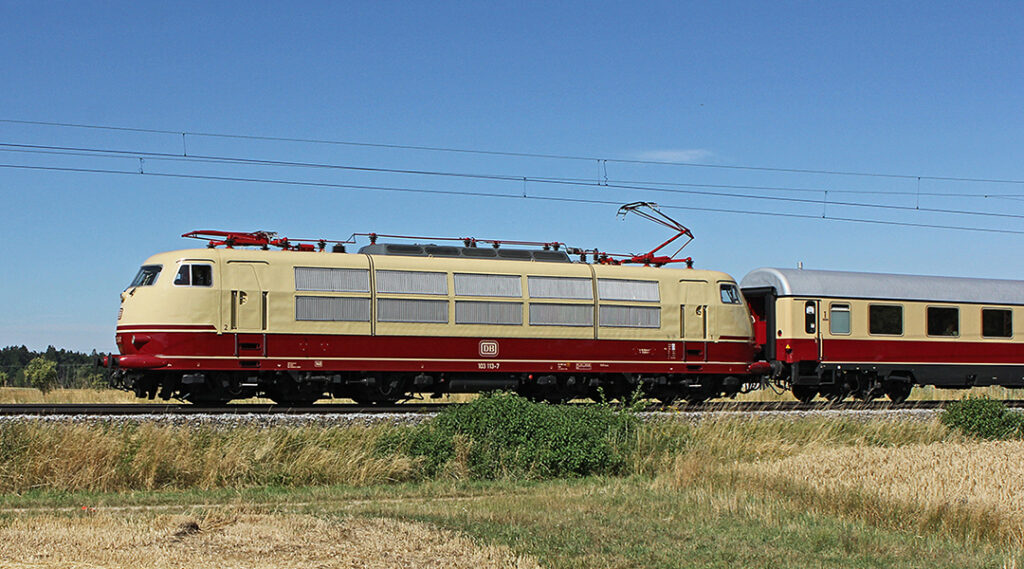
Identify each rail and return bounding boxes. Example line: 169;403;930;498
0;399;1008;416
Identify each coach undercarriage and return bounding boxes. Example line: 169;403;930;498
111;369;747;406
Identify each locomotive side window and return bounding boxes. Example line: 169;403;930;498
454;273;522;297
600;305;660;328
191;265;212;286
527;276;592;299
804;301;816;334
927;307;959;337
869;304;903;335
982;309;1013;338
597;279;660;302
129;265;161;287
829;304;851;335
174;264;213;287
719;284;741;304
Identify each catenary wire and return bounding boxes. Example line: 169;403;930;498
0;142;1015;198
1;143;1022;221
4;117;1024;186
2;161;1024;236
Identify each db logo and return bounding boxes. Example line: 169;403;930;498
479;340;499;358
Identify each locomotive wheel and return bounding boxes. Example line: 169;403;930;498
656;393;680;405
792;385;817;403
352;376;406;405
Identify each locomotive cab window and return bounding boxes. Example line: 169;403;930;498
173;264;213;287
869;304;903;335
982;308;1013;338
829;303;851;335
720;284;741;304
927;307;959;337
128;265;161;287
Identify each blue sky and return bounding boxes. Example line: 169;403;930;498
1;1;1022;352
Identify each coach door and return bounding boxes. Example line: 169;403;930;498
798;299;823;360
224;261;269;356
680;280;708;362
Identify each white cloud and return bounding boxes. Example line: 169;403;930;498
633;149;715;163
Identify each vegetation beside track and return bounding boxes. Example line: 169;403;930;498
3;393;1024;566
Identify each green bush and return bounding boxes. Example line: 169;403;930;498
381;392;638;479
940;396;1024;440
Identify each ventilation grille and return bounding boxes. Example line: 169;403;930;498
295;296;371;321
377;299;449;323
455;301;523;325
599;305;661;328
597;279;660;302
454;273;522;297
529;303;594;326
295;267;369;292
527;276;593;299
376;270;448;295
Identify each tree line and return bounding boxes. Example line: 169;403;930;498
0;345;109;392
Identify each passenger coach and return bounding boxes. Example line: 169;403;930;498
108;236;760;404
741;267;1024;402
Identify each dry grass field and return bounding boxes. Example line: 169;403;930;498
0;511;538;569
3;397;1024;567
746;440;1024;543
0;387;141;404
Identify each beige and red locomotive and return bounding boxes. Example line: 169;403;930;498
107;231;760;404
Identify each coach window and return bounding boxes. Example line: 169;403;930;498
829;304;851;335
804;301;816;334
869;304;903;335
927;307;959;337
982;308;1013;338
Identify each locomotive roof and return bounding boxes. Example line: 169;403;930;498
357;243;572;262
149;248;736;281
740;267;1024;306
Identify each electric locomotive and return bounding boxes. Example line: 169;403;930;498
104;206;765;405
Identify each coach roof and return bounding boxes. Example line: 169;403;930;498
740;267;1024;306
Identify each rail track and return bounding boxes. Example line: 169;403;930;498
0;399;1012;416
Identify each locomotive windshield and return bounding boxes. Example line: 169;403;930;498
129;265;162;287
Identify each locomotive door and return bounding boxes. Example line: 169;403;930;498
224;262;268;332
680;280;708;362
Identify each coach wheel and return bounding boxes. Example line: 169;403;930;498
792;385;817;404
885;381;912;403
822;387;848;403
